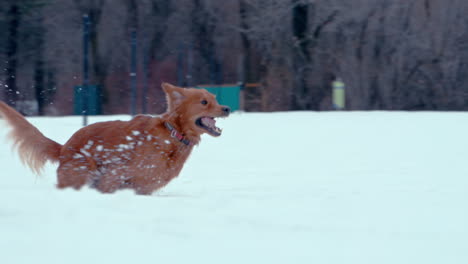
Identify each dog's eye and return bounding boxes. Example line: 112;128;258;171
201;100;208;105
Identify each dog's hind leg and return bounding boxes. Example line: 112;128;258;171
93;172;123;194
56;157;94;190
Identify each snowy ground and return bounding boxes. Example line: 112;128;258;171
1;111;468;264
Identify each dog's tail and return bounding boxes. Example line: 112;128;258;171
0;101;62;174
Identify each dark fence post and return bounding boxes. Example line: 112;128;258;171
82;14;90;126
177;43;185;86
130;29;137;116
142;43;148;114
187;44;193;86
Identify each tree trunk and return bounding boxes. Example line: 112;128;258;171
191;0;219;84
239;0;252;84
5;3;20;107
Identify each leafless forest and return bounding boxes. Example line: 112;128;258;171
1;0;468;115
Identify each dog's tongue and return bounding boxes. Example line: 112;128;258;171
202;117;216;127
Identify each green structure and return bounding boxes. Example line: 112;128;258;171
73;85;102;115
196;85;241;112
332;79;345;110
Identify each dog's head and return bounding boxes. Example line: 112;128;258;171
162;82;230;138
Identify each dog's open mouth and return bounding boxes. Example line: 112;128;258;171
196;117;222;136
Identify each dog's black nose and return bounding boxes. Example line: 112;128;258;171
222;106;231;115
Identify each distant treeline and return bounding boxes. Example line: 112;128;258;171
1;0;467;115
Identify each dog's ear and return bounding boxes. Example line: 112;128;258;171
162;82;186;112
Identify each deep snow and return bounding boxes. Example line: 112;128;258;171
1;112;468;264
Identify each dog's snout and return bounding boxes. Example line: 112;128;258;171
222;106;231;115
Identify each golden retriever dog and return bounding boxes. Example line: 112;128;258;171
0;83;230;194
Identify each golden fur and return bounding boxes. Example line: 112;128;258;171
0;83;230;194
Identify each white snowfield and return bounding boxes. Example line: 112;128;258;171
1;112;468;264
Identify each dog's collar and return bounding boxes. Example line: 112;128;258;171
164;122;191;146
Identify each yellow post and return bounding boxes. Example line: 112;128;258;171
332;78;345;110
